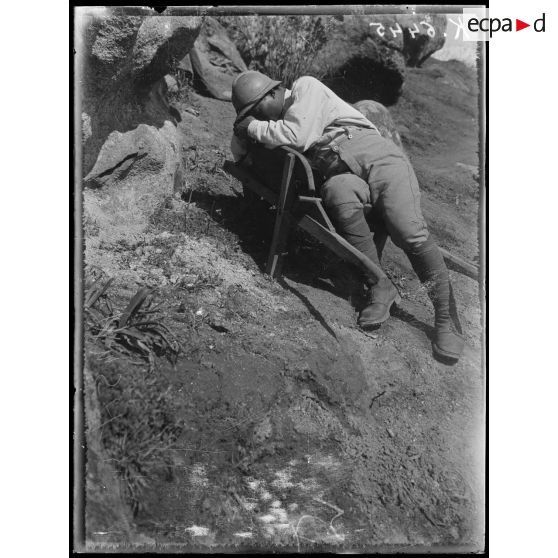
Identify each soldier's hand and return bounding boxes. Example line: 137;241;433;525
233;115;256;140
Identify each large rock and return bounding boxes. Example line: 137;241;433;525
313;14;446;105
78;10;202;241
189;17;248;101
396;14;447;67
312;16;406;106
342;14;446;68
353;100;403;150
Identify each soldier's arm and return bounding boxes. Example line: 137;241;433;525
247;77;329;152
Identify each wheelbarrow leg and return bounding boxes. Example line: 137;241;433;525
266;154;295;279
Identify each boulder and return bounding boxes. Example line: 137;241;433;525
353;100;403;150
340;14;446;68
78;10;202;242
312;14;446;105
396;14;447;67
189;17;248;101
312;16;407;106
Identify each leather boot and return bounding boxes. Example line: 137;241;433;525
333;210;383;272
432;283;465;361
326;204;399;328
406;238;465;362
358;277;401;329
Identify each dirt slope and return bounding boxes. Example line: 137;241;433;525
85;57;484;551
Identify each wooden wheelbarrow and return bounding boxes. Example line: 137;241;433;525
223;146;479;282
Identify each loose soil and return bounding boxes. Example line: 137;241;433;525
85;58;484;552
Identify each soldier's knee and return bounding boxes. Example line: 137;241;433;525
391;226;430;252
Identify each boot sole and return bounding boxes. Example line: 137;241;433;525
358;293;401;329
432;342;462;362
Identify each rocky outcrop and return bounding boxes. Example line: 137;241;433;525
313;14;446;105
189;17;248;101
398;14;447;67
78;10;202;241
353;100;403;150
362;14;447;68
312;16;404;106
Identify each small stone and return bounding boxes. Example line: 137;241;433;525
185;525;210;536
234;532;253;539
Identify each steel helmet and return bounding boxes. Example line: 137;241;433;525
231;71;282;119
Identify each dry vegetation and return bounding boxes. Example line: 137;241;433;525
218;16;334;87
85;270;183;515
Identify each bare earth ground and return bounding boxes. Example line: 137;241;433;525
84;58;484;552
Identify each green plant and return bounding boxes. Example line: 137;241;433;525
219;15;333;87
85;274;180;368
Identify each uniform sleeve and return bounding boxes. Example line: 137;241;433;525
247;77;329;152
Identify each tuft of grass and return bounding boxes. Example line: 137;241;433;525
85;269;184;516
167;54;195;102
85;272;180;369
92;360;183;517
218;15;333;87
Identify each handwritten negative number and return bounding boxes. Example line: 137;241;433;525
370;20;437;38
